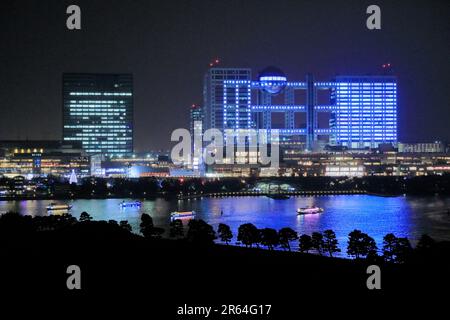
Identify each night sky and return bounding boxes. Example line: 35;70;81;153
0;0;448;151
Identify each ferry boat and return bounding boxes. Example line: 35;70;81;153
47;203;72;211
170;211;196;219
119;201;142;208
297;206;324;215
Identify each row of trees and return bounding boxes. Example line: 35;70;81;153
139;215;430;263
0;211;437;265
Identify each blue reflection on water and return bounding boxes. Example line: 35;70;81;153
1;195;450;256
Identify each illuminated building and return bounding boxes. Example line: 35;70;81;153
203;68;251;132
281;148;450;177
190;104;203;135
0;140;90;178
95;152;173;178
398;141;445;153
189;104;204;174
330;76;397;148
63;73;133;156
203;67;398;151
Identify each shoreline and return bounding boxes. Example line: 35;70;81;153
0;190;429;201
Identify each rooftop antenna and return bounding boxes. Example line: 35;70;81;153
208;57;221;68
381;62;394;75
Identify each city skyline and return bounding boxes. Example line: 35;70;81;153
0;0;448;151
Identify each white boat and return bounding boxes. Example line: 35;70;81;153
297;206;324;215
170;211;195;219
47;203;72;211
119;201;142;208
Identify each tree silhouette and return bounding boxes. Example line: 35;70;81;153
108;220;118;226
347;229;377;259
382;233;398;262
394;237;412;264
79;211;92;222
186;219;216;245
217;223;233;245
237;223;260;248
260;228;279;250
323;229;340;257
298;234;313;253
169;219;184;238
278;228;298;251
312;232;325;255
119;220;132;232
382;233;413;263
140;213;164;239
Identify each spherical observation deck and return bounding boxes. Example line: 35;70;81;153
258;66;287;95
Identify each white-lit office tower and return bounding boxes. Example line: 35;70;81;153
63;73;133;156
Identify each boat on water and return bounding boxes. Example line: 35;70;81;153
297;206;324;215
47;203;72;211
119;201;142;208
170;211;196;219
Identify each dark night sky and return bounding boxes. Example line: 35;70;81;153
0;0;449;151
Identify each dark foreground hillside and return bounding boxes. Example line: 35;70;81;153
1;214;449;318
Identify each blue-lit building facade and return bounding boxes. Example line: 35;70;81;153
203;67;397;150
203;68;252;132
63;73;134;156
330;76;397;148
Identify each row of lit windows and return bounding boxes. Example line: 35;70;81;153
69;92;132;96
336;83;396;86
64;125;129;129
69;100;124;104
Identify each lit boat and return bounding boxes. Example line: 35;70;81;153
297;206;324;215
120;201;142;208
47;203;72;211
170;211;195;219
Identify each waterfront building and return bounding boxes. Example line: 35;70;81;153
203;68;252;132
281;149;450;177
203;67;398;152
63;73;133;156
330;76;397;148
0;140;90;178
189;104;204;175
398;141;446;153
189;104;203;135
92;152;173;178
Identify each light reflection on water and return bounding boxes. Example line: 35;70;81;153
1;195;450;255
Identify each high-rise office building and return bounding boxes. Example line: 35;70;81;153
330;76;397;148
189;104;203;136
203;68;252;131
189;104;204;174
63;73;133;156
202;67;397;150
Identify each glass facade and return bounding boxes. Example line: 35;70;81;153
63;73;133;156
330;76;397;148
